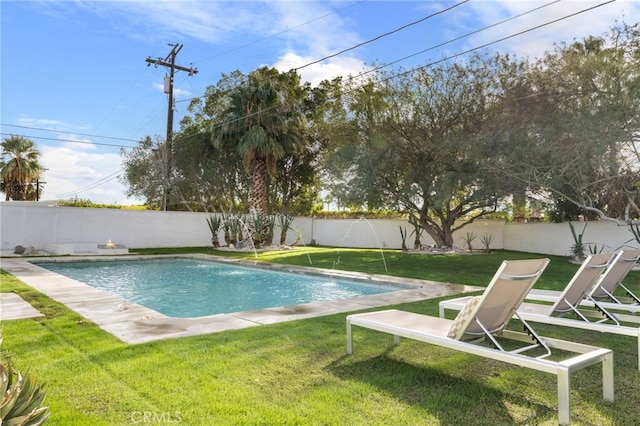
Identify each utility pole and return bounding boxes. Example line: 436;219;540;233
35;168;48;201
145;43;198;211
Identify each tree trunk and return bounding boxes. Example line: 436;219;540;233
419;216;455;248
248;158;269;212
9;182;26;201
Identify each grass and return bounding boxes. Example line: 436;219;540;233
1;248;639;425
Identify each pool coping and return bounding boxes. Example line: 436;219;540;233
0;254;482;344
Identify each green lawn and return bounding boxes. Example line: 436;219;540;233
1;248;639;425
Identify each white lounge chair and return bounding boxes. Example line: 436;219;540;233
526;249;640;313
347;259;614;426
440;253;640;370
590;248;640;303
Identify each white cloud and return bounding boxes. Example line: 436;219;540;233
12;116;99;150
39;144;139;205
273;52;368;86
20;0;635;210
82;1;366;80
15;115;89;133
59;135;98;151
461;0;639;60
81;1;276;45
266;1;361;58
152;82;191;98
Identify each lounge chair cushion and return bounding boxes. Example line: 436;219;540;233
447;296;481;338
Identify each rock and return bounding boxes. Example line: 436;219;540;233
14;245;25;254
23;246;37;255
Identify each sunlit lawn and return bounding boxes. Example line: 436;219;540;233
1;248;639;425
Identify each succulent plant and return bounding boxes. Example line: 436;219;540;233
0;334;50;425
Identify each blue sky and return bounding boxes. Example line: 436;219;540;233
2;0;637;205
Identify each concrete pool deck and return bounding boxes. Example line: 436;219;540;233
0;254;482;344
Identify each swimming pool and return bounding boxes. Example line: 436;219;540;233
39;258;396;318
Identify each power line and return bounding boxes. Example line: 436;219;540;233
54;170;122;199
355;0;560;79
192;0;368;64
1;124;139;142
293;0;470;71
92;66;150;133
175;0;470;105
14;0;612;151
383;0;616;84
21;1;617;198
145;43;199;145
203;0;615;135
145;43;198;211
125;98;167;139
0;133;136;149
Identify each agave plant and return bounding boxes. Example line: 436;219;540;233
0;334;50;425
569;221;587;262
291;227;305;246
480;234;493;253
460;231;477;252
205;214;222;247
264;214;276;247
221;213;242;246
247;209;268;248
277;214;295;246
399;226;408;251
630;223;640;245
408;214;423;250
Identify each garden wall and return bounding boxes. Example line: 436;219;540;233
1;202;638;256
0;202;213;250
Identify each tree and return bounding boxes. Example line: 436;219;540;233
167;70;252;212
494;22;640;225
120;136;167;210
171;126;249;212
305;76;357;211
213;67;307;213
121;68;320;213
325;53;525;247
0;135;42;201
326;80;397;210
270;150;320;215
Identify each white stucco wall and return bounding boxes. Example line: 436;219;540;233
1;202;638;255
0;202;213;249
503;221;639;257
306;218;504;250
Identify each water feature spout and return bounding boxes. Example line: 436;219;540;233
337;217;388;273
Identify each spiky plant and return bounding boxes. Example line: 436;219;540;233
277;214;294;245
461;231;477;252
480;234;493;253
0;333;50;425
569;221;587;261
206;214;222;247
399;226;408;251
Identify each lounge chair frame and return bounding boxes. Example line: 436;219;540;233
440;252;640;370
527;249;640;313
347;311;613;426
347;259;614;426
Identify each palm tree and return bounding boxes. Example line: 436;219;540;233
1;135;42;201
214;67;306;212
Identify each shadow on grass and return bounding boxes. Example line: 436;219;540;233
327;347;556;425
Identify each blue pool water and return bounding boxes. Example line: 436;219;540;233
39;259;395;318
